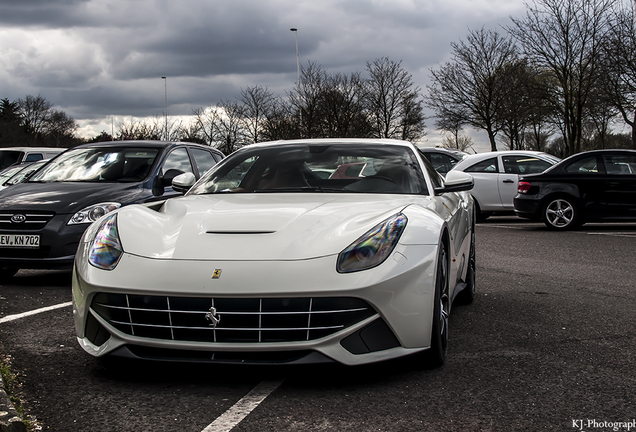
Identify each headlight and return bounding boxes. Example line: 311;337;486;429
89;214;123;270
68;202;121;225
337;213;407;273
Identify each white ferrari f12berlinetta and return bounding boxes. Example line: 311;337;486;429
73;138;476;367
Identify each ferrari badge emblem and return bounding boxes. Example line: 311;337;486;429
205;301;221;328
212;269;222;279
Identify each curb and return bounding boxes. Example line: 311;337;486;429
0;373;26;432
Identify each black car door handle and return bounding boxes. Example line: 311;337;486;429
502;179;515;184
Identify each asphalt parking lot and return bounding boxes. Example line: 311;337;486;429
1;217;635;431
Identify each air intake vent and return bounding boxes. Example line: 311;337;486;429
91;294;376;343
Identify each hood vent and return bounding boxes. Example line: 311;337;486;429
205;230;276;235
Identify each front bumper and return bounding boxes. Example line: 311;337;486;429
0;214;88;269
72;243;438;366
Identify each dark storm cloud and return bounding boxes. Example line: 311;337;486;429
0;0;92;27
0;0;528;139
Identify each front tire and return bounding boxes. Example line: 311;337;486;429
474;199;491;222
424;242;450;368
456;224;476;305
543;197;580;230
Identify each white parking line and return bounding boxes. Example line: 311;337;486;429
1;301;282;431
0;301;72;324
587;232;636;238
201;379;284;432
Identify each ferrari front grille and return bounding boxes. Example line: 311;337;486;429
90;294;376;343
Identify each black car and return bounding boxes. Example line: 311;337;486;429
0;141;224;278
514;149;636;229
417;147;467;176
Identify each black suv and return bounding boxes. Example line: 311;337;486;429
0;141;224;278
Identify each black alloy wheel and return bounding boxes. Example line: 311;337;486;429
457;221;476;305
424;241;450;368
543;196;580;230
474;199;491;222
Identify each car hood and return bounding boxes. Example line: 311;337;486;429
0;182;147;214
115;194;432;261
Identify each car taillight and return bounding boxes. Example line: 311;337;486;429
517;181;531;194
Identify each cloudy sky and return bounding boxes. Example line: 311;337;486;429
0;0;529;149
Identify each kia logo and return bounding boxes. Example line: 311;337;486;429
10;214;26;223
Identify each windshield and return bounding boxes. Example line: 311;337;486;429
5;160;48;186
30;147;159;183
0;164;25;184
0;151;23;170
189;143;428;195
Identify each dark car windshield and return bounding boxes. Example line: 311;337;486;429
188;143;428;195
5;160;48;186
29;147;159;183
0;151;23;170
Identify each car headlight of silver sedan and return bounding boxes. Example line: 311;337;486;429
88;214;123;270
68;202;121;225
337;213;407;273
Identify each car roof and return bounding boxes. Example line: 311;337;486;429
417;146;468;157
452;150;555;169
240;138;416;150
71;140;224;155
0;147;64;152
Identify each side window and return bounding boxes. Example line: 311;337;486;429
519;158;552;174
465;157;499;173
191;148;218;176
24;153;43;162
501;156;520;174
565;155;599;174
603;154;636;175
421;156;443;189
429;154;454;175
162;148;193;175
502;156;553;175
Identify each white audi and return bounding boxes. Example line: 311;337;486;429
72;139;476;367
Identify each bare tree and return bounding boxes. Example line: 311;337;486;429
238;85;275;144
433;107;469;150
427;28;517;151
441;133;474;152
601;6;636;148
213;100;246;154
44;110;78;147
507;0;616;155
17;94;53;144
192;101;246;153
260;98;299;141
289;61;328;139
365;57;426;141
116;118;162;140
319;72;371;138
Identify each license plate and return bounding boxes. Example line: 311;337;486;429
0;234;40;248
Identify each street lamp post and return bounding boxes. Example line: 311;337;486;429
290;28;301;136
161;76;168;140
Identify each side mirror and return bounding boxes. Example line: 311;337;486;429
161;169;185;187
434;170;474;194
172;172;196;194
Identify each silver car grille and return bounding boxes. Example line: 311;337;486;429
90;294;376;343
0;212;55;230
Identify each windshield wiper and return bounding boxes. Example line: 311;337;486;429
254;186;345;193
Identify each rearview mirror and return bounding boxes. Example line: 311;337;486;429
172;172;196;194
434;170;474;194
